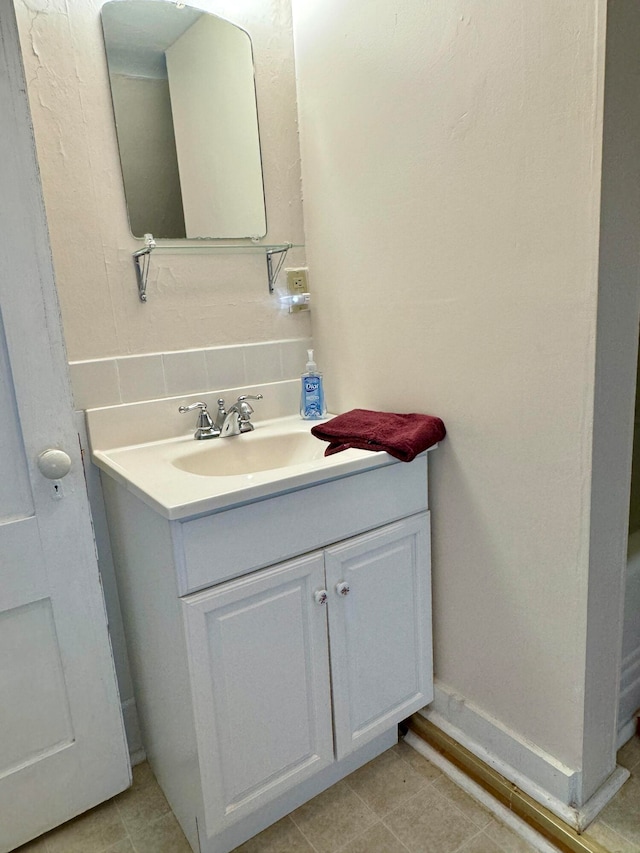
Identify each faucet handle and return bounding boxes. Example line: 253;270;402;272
234;393;263;419
178;401;219;440
179;401;208;414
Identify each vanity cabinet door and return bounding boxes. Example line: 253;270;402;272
182;552;334;835
325;513;433;760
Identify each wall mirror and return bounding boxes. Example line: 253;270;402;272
101;0;267;240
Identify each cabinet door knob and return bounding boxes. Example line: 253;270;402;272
314;590;328;606
336;581;350;596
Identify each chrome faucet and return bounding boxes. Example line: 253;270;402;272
178;401;220;440
219;394;263;437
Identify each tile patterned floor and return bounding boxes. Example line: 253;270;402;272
582;735;640;852
13;736;640;853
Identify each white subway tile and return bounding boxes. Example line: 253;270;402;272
162;350;208;396
243;342;283;385
71;341;314;410
69;359;121;409
204;346;246;391
117;354;166;403
280;338;313;380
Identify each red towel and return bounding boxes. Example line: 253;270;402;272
311;409;446;462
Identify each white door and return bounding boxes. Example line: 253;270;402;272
183;552;334;837
0;3;130;850
325;514;433;760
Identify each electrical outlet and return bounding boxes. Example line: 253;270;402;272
286;267;309;313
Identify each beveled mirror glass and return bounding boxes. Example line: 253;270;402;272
101;0;267;239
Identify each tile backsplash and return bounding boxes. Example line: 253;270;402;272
69;338;312;410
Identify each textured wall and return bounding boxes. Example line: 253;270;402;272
15;0;309;361
292;0;609;781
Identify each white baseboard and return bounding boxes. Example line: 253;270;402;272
577;767;629;831
121;697;145;763
421;683;628;830
420;683;580;804
129;748;147;767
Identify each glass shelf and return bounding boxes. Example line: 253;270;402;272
132;239;303;302
147;242;301;253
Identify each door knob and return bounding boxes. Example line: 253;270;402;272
37;449;72;479
336;581;350;596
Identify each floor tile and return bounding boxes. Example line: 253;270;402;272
104;841;136;853
596;775;640;846
483;818;541;853
232;816;314;852
383;783;480;853
346;749;430;816
393;740;446;783
456;831;504;853
44;800;127;853
432;774;493;830
114;774;171;835
128;812;191;853
21;746;640;853
583;818;640;853
290;779;377;852
131;762;155;789
337;821;409;852
618;736;640;773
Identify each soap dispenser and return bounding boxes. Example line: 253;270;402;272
300;349;327;420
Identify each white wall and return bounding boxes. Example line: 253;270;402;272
292;0;633;806
14;0;308;362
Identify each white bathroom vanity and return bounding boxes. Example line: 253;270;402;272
88;389;435;853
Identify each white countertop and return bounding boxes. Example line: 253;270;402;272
86;381;432;520
85;382;435;520
91;415;404;520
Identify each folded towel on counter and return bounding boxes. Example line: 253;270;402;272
310;409;446;462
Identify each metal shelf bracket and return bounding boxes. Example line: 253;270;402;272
132;233;156;303
266;244;292;294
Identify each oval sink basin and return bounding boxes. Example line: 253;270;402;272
173;430;327;477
